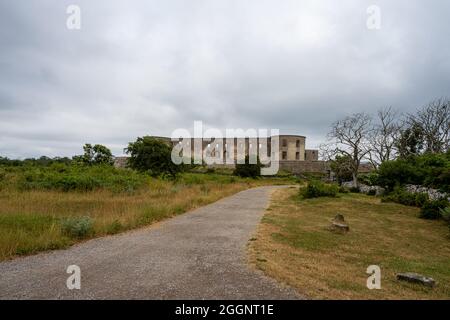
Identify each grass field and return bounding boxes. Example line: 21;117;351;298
0;168;294;261
249;187;450;299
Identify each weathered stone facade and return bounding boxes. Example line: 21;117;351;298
115;134;323;173
114;134;372;176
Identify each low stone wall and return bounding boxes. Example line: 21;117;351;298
405;184;449;201
213;161;332;174
114;156;373;176
279;160;330;174
113;156;129;168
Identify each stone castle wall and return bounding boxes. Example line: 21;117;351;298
113;134;367;175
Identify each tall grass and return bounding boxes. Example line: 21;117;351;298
0;164;148;193
0;165;294;261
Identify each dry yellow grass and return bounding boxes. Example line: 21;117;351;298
0;175;291;261
249;187;450;299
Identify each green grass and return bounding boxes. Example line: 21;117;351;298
0;164;148;193
0;164;295;261
249;188;450;299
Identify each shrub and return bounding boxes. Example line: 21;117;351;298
106;220;123;235
358;172;380;186
338;186;349;193
377;152;449;191
419;199;449;220
382;187;429;207
439;207;450;222
233;156;261;178
367;189;377;196
14;164;148;193
300;181;338;199
377;159;419;190
433;170;450;193
414;193;430;207
349;186;360;193
206;167;216;174
61;216;93;238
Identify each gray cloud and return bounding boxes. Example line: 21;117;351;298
0;0;449;158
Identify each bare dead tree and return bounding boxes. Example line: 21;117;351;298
367;107;401;167
325;113;373;185
407;98;450;154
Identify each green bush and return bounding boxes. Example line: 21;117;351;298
382;187;429;207
349;186;360;193
378;152;450;192
61;216;93;238
420;200;449;220
415;193;430;207
8;164;149;193
338;186;349;193
233;156;262;178
439;207;450;222
377;159;419;190
106;220;123;235
205;167;216;174
358;172;380;186
300;181;338;199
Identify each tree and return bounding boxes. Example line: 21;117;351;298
396;123;424;158
125;136;181;178
407;98;450;154
324;113;372;185
329;155;353;184
74;144;113;165
91;144;114;165
368;107;401;167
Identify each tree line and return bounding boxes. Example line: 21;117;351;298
0;143;114;167
322;97;450;185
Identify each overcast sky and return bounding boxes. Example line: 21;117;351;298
1;0;449;158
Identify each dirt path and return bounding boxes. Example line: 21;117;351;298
0;186;301;299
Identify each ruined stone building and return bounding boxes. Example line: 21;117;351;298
115;134;334;175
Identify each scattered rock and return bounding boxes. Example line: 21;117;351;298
396;272;436;288
341;182;385;196
358;184;385;196
341;181;356;189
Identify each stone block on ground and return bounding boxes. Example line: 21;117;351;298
328;214;349;233
396;273;436;288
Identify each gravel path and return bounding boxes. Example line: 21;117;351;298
0;186;300;299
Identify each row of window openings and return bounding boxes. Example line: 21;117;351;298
176;141;305;160
178;140;302;149
282;151;302;160
178;142;268;149
282;139;301;148
281;151;316;160
177;150;302;160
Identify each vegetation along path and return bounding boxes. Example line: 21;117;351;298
0;186;300;299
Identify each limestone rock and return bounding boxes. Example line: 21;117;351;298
405;184;449;201
396;272;436;288
358;184;385;196
341;182;385;196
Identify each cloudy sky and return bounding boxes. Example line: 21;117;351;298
1;0;449;158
